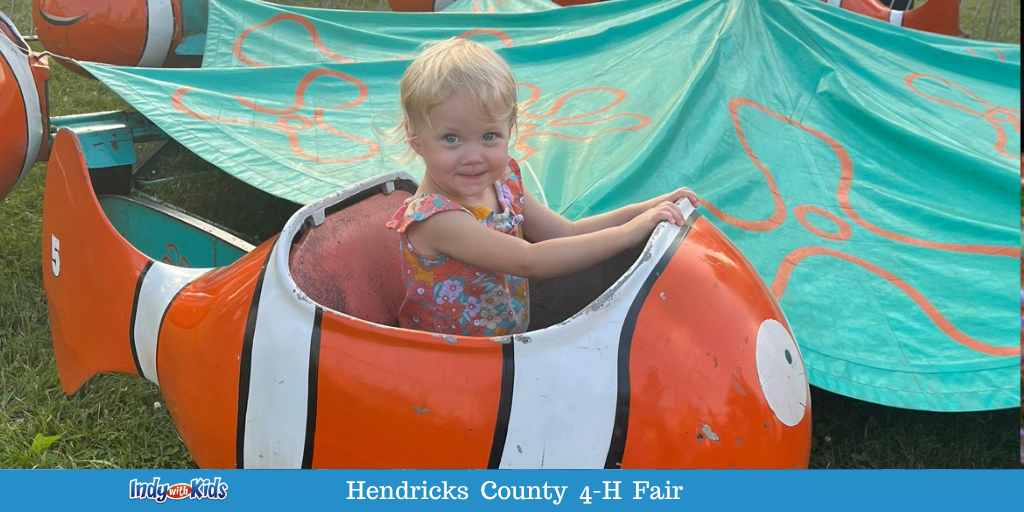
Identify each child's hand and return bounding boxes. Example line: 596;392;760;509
621;201;686;246
659;187;699;207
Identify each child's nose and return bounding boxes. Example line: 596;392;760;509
460;146;485;164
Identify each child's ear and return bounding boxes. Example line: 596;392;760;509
406;125;423;155
408;135;423;156
403;117;423;155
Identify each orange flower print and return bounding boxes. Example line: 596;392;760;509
234;13;354;67
171;68;379;165
513;82;651;161
904;72;1020;159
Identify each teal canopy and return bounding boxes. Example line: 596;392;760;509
81;0;1021;411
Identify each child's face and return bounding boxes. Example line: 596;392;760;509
410;90;511;203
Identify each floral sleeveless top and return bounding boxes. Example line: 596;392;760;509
385;160;530;336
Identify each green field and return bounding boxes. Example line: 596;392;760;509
0;0;1019;468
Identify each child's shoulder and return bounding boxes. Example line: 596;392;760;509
497;159;527;211
385;192;469;232
505;158;523;182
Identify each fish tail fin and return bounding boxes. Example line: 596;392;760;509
42;129;150;393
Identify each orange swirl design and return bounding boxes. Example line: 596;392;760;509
514;82;650;161
171;69;378;165
723;96;1017;357
457;28;513;47
233;13;354;67
470;0;512;12
771;247;1018;357
699;98;790;232
793;205;851;241
964;48;1007;63
905;73;1020;158
725;97;1018;257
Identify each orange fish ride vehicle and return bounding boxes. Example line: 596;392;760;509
32;0;199;67
822;0;962;36
0;12;49;201
43;128;812;468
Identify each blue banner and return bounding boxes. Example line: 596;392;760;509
0;469;1020;510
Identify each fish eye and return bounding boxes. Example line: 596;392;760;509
755;318;808;427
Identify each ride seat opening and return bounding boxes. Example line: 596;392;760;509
289;187;412;327
289;182;646;333
529;242;645;330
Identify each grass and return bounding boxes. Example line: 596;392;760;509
0;0;1019;469
960;0;1020;42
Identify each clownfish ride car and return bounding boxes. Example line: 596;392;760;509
0;11;49;202
42;127;811;468
821;0;962;36
32;0;202;68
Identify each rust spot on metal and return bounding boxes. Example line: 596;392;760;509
698;423;720;442
705;351;718;368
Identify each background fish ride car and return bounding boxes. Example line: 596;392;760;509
41;126;811;468
0;12;48;201
821;0;963;35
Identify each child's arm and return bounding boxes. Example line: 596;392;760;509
522;187;697;242
408;201;686;280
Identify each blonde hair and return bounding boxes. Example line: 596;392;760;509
399;37;517;139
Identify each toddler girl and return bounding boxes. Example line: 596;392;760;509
386;38;696;336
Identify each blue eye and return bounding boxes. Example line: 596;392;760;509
483;132;500;143
443;134;459;145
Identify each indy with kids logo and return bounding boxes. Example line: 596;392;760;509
128;477;229;503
